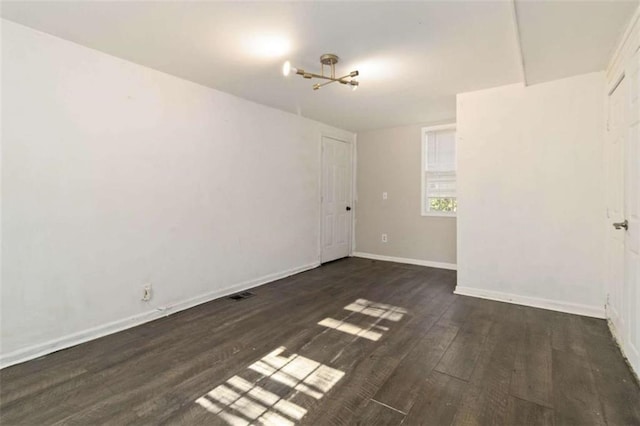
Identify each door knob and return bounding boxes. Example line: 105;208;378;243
346;206;352;211
613;219;628;230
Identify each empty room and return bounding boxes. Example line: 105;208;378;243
1;1;640;425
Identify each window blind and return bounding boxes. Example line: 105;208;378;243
425;129;456;199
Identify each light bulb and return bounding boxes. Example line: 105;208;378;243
351;82;359;91
282;61;291;76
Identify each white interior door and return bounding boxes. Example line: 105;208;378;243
321;136;352;263
606;47;640;375
623;49;640;370
606;76;627;335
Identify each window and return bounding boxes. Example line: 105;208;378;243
422;124;457;216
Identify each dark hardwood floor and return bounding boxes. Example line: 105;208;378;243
1;258;639;425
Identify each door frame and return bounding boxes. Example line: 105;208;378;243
604;73;626;333
604;26;630;319
318;133;356;263
604;6;640;376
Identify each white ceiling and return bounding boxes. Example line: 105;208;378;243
516;0;637;85
1;1;637;132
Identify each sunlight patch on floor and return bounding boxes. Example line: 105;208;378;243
195;298;407;424
248;347;344;399
195;347;344;425
317;318;384;341
343;298;408;321
318;298;407;341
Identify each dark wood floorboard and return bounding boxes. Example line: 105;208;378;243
580;317;640;425
1;258;638;426
551;314;588;358
506;396;555;426
551;348;606;425
372;323;458;414
510;320;553;408
403;370;468;425
353;400;405;425
433;312;493;381
450;311;521;426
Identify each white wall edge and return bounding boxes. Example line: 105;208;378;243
454;285;605;319
0;261;320;370
509;0;527;86
352;252;457;271
351;133;358;255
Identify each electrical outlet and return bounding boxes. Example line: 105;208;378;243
142;284;152;302
382;192;388;200
382;233;388;243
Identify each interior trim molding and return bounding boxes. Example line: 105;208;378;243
606;3;640;84
0;261;320;370
352;252;457;271
454;285;605;319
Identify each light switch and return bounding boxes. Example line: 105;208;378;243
382;192;388;200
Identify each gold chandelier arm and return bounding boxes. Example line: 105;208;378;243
313;79;339;90
300;71;356;83
335;73;355;84
302;72;339;81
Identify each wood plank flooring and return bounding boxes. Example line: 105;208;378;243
1;258;639;425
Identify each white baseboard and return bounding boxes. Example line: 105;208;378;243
0;261;320;369
454;285;605;319
352;252;457;271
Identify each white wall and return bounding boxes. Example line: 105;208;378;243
456;72;606;317
354;124;457;269
0;20;354;367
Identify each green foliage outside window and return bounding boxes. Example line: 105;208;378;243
429;198;457;213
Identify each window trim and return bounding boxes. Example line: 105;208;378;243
421;123;457;217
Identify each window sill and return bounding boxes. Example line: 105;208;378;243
421;212;457;218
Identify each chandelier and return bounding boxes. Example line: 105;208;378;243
282;54;359;91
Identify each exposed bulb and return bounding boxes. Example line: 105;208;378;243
282;61;291;76
351;82;359;91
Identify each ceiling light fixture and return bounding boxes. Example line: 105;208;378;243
283;54;359;91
